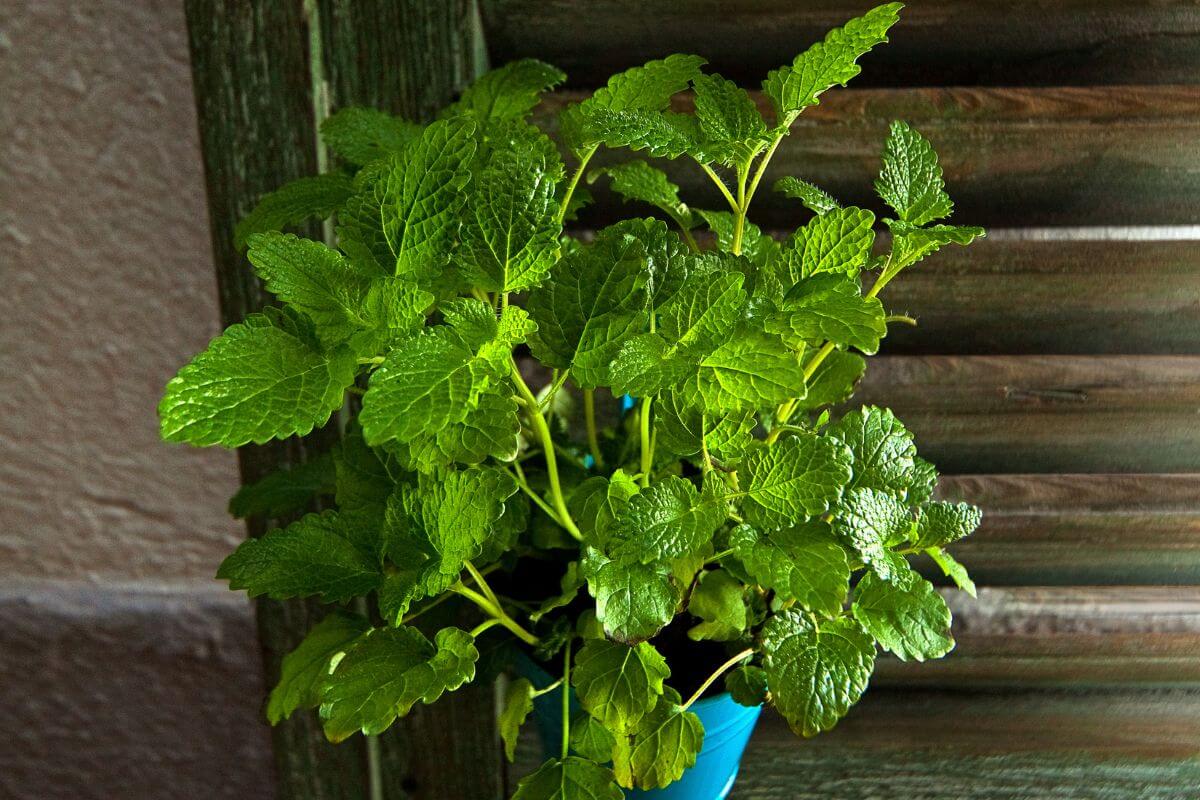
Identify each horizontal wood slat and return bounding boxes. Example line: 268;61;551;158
878;237;1200;355
730;690;1200;799
852;355;1200;473
880;587;1200;687
934;474;1200;585
538;86;1200;227
482;0;1200;88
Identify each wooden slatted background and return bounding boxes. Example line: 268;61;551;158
185;2;1200;797
482;1;1200;797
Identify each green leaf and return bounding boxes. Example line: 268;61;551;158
763;3;902;124
229;452;336;519
380;117;477;282
907;457;939;505
612;690;704;790
774;176;840;215
320;107;422;166
570;713;617;762
234;174;355;249
692;326;807;414
349;276;435;356
926;547;977;597
913;501;982;548
687;569;748;641
655;391;755;462
246;232;375;345
159;314;356;447
691;72;769;166
660;269;748;351
729;522;849;617
826;406;918;495
833;487;913;583
320;626;478;741
336;162;396;277
727;664;769;707
768;275;887;354
216;510;382;602
588;161;693;228
761;610;875;736
573;637;669;733
876;120;953;226
740;435;853;529
397;385;522;468
512;757;623;800
570;473;640;549
446;59;565;123
583;551;681;644
500;677;536;762
601;218;690;309
527;230;649;388
608;476;724;564
853;566;954;661
359;327;479;446
887;220;986;271
267;611;370;724
460;126;562;293
581;108;701;159
781;206;876;281
791;350;865;413
333;424;395;551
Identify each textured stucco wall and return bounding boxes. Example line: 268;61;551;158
0;1;274;796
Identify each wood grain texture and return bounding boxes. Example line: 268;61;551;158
729;690;1200;799
186;2;496;798
538;86;1200;227
852;355;1200;473
481;0;1200;88
933;474;1200;585
877;238;1200;355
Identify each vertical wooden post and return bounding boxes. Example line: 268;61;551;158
184;2;499;797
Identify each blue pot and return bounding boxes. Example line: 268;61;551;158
519;660;762;799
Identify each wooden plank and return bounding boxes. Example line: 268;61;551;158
482;0;1200;88
932;475;1200;585
877;237;1200;355
851;355;1200;473
730;690;1200;799
879;587;1200;687
537;86;1200;227
186;2;496;799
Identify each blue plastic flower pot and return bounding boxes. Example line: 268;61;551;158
517;659;762;799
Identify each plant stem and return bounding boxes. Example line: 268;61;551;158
561;641;572;759
639;395;654;487
469;618;502;637
699;414;713;474
583;389;605;469
399;562;500;626
453;583;540;647
531;677;564;698
557;145;598;225
677;221;700;253
682;648;755;711
732;164;749;256
744;132;785;214
464;561;500;608
766;341;838;443
509;359;584;540
507;464;566;526
705;548;734;565
699;162;739;213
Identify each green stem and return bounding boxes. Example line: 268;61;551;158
561;641;572;759
639;395;654;487
743;132;785;214
470;618;502;638
766;341;837;443
531;677;564;698
464;561;500;608
509;359;584;540
539;369;571;413
705;548;734;565
681;648;755;711
584;389;605;469
453;584;540;647
557;145;598;225
507;464;566;527
677;220;700;253
886;314;917;327
732;165;749;256
699;162;739;213
699;414;713;474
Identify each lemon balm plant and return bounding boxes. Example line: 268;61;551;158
160;4;985;796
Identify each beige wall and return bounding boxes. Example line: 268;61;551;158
0;1;274;795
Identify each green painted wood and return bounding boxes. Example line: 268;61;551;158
537;86;1200;227
878;238;1200;355
852;355;1200;473
482;0;1200;88
934;474;1200;585
185;2;495;798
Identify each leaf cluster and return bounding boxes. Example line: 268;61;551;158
161;7;987;795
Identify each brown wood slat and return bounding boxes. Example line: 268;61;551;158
851;355;1200;473
932;474;1200;585
878;237;1200;355
730;690;1200;798
482;0;1200;88
537;86;1200;227
878;587;1200;687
